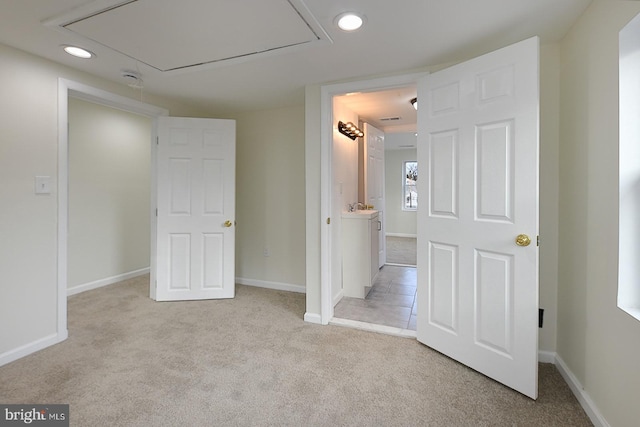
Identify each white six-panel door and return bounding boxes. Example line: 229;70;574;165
154;117;236;301
364;123;386;268
416;37;539;398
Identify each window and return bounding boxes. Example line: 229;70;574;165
618;13;640;321
403;161;418;210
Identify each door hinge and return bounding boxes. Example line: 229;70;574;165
156;136;159;145
326;217;331;225
537;235;539;247
155;208;158;216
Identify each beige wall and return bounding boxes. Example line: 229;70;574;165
234;106;306;288
384;147;418;237
539;43;561;353
0;42;211;359
304;84;322;319
558;2;640;426
68;98;151;289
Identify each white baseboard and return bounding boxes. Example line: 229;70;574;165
332;289;344;306
554;354;610;427
67;267;150;296
236;277;305;294
0;332;67;367
304;312;322;324
386;233;417;238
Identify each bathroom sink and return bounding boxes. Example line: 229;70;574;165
342;209;378;219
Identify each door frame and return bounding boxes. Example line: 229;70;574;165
56;79;168;337
318;72;427;324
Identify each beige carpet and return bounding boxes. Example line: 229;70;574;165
0;275;592;426
386;236;417;265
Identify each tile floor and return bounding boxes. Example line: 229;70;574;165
334;265;417;330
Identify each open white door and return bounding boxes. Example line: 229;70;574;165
364;123;386;268
416;37;539;398
154;117;236;301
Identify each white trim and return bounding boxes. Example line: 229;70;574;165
329;317;417;338
236;277;306;294
332;289;344;307
555;354;610;427
386;232;418;238
319;72;428;325
67;268;150;296
56;79;168;362
304;312;322;324
0;333;66;368
385;262;416;268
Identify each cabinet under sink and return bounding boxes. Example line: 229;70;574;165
341;210;380;298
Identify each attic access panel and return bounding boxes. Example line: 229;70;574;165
54;0;329;72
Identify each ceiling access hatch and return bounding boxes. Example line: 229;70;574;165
44;0;331;73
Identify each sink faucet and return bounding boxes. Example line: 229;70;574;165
348;202;365;212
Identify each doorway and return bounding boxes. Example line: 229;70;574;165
66;97;152;296
56;79;168;338
325;79;421;332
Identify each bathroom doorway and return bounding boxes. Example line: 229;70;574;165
330;85;419;332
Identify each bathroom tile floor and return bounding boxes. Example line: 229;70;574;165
334;265;417;330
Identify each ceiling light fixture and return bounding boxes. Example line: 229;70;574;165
63;45;95;59
336;12;365;31
410;97;418;110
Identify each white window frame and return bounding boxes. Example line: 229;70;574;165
403;160;418;211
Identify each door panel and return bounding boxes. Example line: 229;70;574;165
364;123;386;267
155;117;236;301
429;130;458;218
416;37;539;399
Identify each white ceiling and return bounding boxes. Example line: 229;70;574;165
0;0;592;121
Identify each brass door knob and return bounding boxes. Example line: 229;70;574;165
224;220;233;228
515;234;531;247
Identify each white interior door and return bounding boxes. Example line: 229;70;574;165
364;123;386;268
416;37;539;399
154;117;236;301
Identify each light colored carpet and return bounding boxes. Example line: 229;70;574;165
386;236;417;265
0;275;592;426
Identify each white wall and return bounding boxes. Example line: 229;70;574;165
233;105;306;291
0;42;211;363
331;99;360;303
558;2;640;426
384;146;417;237
68;98;151;290
332;99;360;213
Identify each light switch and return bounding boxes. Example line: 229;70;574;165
35;176;51;194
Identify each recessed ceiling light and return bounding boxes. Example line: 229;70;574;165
336;12;365;31
63;46;95;59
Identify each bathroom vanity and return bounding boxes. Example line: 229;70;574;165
341;210;380;298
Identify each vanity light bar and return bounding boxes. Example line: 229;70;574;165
338;121;364;140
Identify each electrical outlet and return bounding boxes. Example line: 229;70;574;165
263;248;270;257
